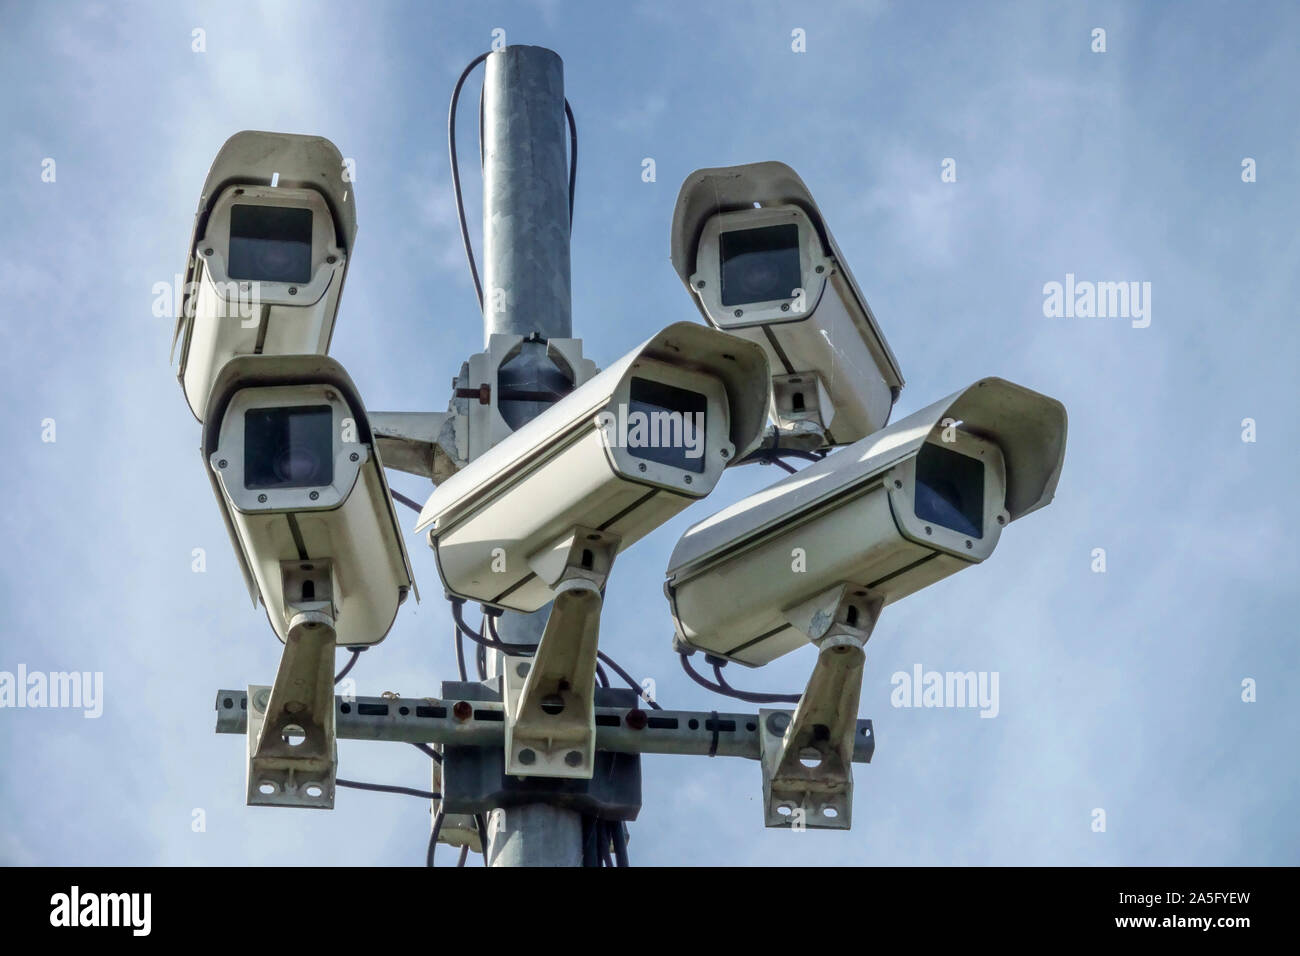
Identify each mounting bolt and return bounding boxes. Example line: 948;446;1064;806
517;748;536;766
625;709;648;731
766;712;791;736
452;700;473;721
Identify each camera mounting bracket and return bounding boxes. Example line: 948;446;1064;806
369;411;462;482
501;527;620;780
770;371;834;442
245;563;339;808
760;584;881;829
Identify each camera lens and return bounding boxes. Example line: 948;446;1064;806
624;377;708;474
913;442;985;539
228;204;314;284
273;446;324;485
719;223;801;307
244;405;334;490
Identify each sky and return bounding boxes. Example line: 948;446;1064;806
1;0;1297;866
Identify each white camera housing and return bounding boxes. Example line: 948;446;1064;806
415;322;770;612
174;131;357;422
203;354;415;647
670;161;904;445
665;378;1066;666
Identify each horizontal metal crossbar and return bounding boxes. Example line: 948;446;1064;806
214;689;875;763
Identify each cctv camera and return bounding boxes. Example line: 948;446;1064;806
202;354;415;648
665;377;1066;666
670;161;904;446
415;322;771;612
173;131;357;422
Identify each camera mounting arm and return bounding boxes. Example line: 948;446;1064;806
501;527;620;779
246;561;340;809
759;584;881;829
369;411;462;482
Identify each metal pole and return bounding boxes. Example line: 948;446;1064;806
478;44;582;867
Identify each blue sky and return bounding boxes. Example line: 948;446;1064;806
1;0;1296;865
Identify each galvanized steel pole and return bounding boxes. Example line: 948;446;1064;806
477;44;582;867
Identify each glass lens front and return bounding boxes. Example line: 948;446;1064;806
719;224;801;307
228;205;314;284
914;442;985;539
625;378;708;474
244;405;334;490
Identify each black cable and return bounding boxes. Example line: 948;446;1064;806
481;611;501;670
581;815;600;867
610;820;630;868
595;663;610;689
337;779;441;800
334;649;361;684
597;650;663;710
449;52;491;307
456;844;469;867
451;598;537;653
427;808;445;866
454;623;468;682
772;448;825;463
678;652;801;705
564;98;577;224
597;821;613;868
742;449;823;472
410;742;443;764
450;55;579;310
453;602;660;712
738;425;828;471
710;660;802;704
474;813;488;866
391;489;424;514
